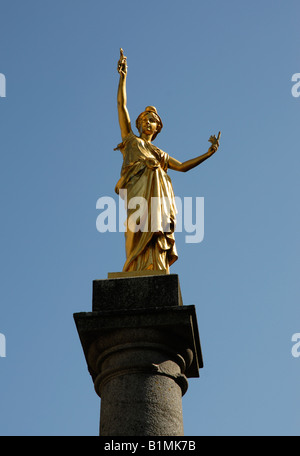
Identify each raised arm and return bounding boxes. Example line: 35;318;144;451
168;132;221;172
117;49;131;140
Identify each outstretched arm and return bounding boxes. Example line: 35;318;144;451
117;49;131;139
168;132;221;172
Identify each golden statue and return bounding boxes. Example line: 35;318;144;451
115;49;220;273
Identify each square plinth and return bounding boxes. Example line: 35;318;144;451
74;274;203;379
92;273;183;312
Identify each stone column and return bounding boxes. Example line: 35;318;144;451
74;274;203;436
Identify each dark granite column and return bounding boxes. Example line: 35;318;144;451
73;274;203;436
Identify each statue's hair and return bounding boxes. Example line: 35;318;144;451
135;106;163;141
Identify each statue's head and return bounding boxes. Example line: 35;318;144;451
136;106;163;141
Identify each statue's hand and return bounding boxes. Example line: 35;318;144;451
117;48;128;76
208;131;221;154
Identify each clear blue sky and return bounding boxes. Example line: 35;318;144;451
0;0;299;436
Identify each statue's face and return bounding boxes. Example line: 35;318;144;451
139;112;158;136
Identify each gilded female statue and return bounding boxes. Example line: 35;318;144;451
115;49;220;273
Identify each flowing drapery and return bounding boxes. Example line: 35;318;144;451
115;131;178;272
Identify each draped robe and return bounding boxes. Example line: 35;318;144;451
115;131;178;272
